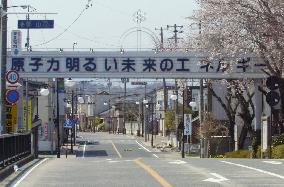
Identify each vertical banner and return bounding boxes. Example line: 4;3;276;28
11;30;22;56
6;105;13;133
184;114;192;136
23;99;32;130
11;105;17;132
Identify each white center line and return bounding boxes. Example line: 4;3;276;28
221;160;284;180
11;158;48;187
136;140;151;152
82;141;87;158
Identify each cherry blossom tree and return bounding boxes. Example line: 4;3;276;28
193;0;284;108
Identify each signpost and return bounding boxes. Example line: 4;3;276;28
184;114;192;136
18;20;54;29
64;118;74;129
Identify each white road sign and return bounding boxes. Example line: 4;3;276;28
11;30;22;56
184;114;192;136
6;70;20;84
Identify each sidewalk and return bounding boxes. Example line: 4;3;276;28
130;133;179;153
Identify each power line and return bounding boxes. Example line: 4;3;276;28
34;1;93;47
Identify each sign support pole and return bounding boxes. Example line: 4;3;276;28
25;78;29;132
182;88;185;158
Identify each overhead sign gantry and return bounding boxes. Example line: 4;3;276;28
7;51;267;79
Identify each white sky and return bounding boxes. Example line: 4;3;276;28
7;0;198;50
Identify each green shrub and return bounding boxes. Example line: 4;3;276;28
273;133;284;147
224;150;251;158
98;123;106;131
209;155;225;158
272;144;284;159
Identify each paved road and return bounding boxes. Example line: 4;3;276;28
9;132;284;187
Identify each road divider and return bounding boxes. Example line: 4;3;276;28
134;158;172;187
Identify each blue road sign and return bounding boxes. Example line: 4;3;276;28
6;90;19;104
64;119;74;129
18;20;54;29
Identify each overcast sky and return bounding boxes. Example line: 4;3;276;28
7;0;198;51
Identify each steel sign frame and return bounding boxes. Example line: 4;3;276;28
7;51;267;79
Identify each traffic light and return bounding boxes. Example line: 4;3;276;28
266;76;281;109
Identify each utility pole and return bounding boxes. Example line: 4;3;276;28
0;0;7;134
167;24;183;47
155;26;167;50
26;5;30;51
71;90;74;153
155;26;168;125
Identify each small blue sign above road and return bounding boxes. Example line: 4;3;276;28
64;119;74;129
18;20;54;29
5;90;19;104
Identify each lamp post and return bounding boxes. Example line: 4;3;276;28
72;42;77;51
135;101;141;136
143;99;148;142
56;78;60;158
65;78;76;154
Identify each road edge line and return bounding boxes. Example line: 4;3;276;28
221;160;284;180
134;158;172;187
153;154;159;158
82;142;87;158
111;141;122;158
11;158;48;187
136;140;151;152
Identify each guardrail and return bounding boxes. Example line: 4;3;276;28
0;133;31;169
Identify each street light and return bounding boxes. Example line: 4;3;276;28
39;88;49;96
73;42;77;51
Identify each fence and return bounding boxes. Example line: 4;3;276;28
0;133;31;169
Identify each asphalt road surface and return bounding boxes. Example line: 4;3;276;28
9;132;284;187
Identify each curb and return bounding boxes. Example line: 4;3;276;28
0;155;34;182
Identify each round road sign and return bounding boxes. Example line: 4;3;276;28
6;70;19;84
5;90;19;104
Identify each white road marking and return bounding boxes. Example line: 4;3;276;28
153;154;159;158
82;142;87;158
11;158;48;187
262;160;282;165
169;160;187;164
111;141;122;158
136;140;151;152
221;160;284;179
108;160;120;163
106;159;112;161
203;173;229;183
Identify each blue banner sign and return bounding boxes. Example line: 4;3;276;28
18;20;54;29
